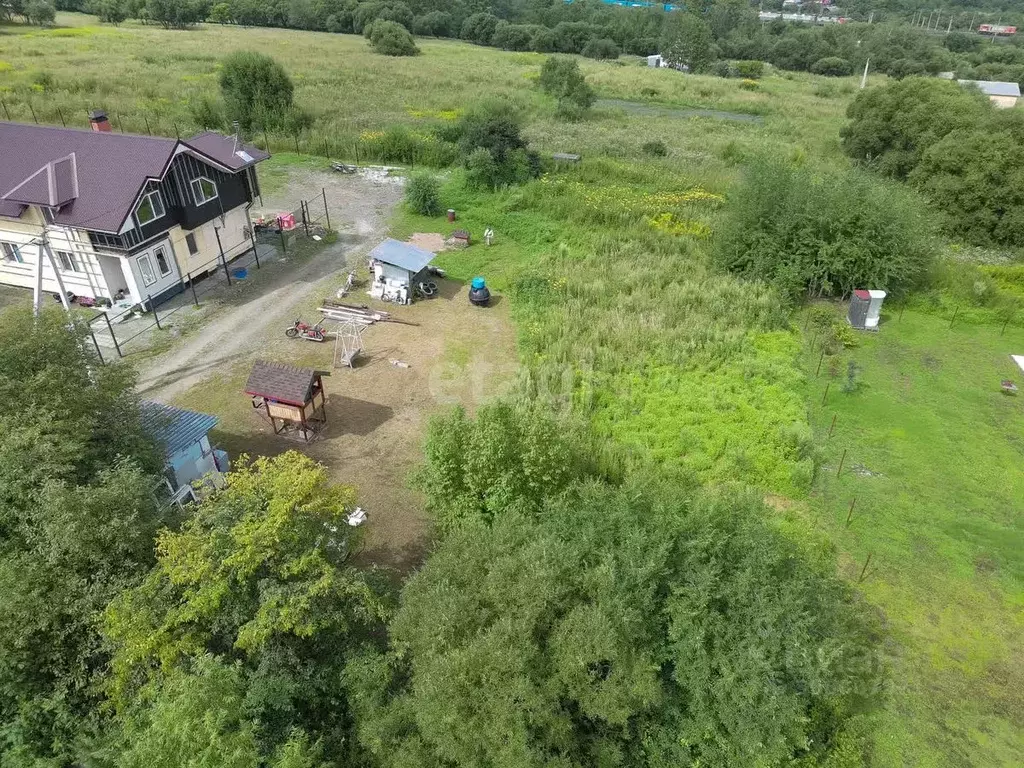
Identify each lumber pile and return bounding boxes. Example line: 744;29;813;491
319;300;390;326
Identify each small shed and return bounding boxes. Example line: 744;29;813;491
368;238;435;305
848;289;886;330
245;360;327;441
647;54;664;68
140;400;226;502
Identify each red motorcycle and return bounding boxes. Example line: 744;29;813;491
285;319;326;342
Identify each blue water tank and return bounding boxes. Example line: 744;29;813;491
471;277;486;290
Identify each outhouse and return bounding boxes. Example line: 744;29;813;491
140;400;227;505
848;289;886;331
245;360;327;441
368;239;435;305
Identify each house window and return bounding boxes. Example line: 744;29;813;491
185;232;199;255
190;176;218;206
134;189;165;226
137;254;157;287
154;246;171;277
55;250;80;272
1;242;24;263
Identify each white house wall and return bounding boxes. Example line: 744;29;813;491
124;236;181;303
0;221;113;299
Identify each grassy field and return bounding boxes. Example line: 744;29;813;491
3;13;1022;767
801;307;1024;766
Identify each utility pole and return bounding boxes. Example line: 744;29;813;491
33;233;71;316
860;57;870;89
946;17;952;34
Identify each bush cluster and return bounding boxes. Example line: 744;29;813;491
843;77;1024;248
716;157;934;300
539;56;596;120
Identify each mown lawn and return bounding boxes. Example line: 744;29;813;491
804;308;1024;767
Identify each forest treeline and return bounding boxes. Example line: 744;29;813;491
11;0;1019;86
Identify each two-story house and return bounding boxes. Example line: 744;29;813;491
0;112;269;307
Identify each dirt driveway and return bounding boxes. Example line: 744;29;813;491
138;168;519;571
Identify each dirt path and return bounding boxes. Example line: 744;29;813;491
137;166;520;571
137;169;401;399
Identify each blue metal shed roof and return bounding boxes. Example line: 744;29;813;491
140;400;218;458
958;80;1021;98
369;238;435;274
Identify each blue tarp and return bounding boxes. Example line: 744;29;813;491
369;238;435;274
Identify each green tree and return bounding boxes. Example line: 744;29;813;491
539;55;596;119
208;1;230;23
0;307;164;765
581;36;620;60
661;12;713;72
715;156;934;299
348;480;880;767
841;77;991;178
219;50;295;132
457;100;539;189
459;11;498;46
491;21;535;51
412;9;451;37
103;452;390;762
23;0;55;24
367;18;419;56
911;127;1024;248
143;0;208;28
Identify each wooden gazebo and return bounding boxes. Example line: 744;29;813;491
245;360;327;442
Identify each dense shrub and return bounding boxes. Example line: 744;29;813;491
460;12;499;46
458;100;539;189
531;26;557;52
23;0;56;24
412;9;451;37
219;50;294;132
418;403;599;533
716;157;934;299
552;20;600;54
841;78;991;179
404;172;442;217
492;21;535;52
811;56;853;77
733;59;764;79
641;139;668;157
349;466;881;767
911;126;1024;248
368;19;419;57
539;55;596;120
581;36;620;60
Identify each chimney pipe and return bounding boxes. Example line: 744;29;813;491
89;109;111;133
232;120;241;153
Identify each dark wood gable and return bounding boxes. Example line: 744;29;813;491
160;152;255;231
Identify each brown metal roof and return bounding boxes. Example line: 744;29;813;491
245;360;319;407
0;122;268;233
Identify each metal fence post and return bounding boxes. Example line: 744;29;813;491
188;272;199;306
90;330;104;364
249;227;260;268
279;227;287;254
214;227;231;285
322;187;331;230
301;201;310;237
102;312;122;358
147;295;161;330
